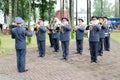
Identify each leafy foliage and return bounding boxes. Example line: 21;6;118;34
0;0;56;22
93;0;114;17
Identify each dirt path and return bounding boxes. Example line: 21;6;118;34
0;39;120;80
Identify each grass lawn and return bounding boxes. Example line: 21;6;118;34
111;30;120;43
0;33;50;56
0;30;119;56
0;32;77;56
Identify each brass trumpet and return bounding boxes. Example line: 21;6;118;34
33;22;40;34
98;22;103;27
73;25;79;31
86;25;93;30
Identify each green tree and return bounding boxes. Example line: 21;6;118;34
37;0;56;20
93;0;114;17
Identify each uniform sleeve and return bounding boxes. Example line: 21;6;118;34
101;24;107;29
93;25;101;32
39;26;47;32
62;25;71;31
25;31;34;37
86;25;90;30
109;24;113;33
78;27;85;32
11;29;15;39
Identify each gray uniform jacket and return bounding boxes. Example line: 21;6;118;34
37;26;47;41
60;24;71;41
87;25;101;42
11;26;34;49
76;25;85;40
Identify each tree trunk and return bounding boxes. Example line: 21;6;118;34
48;0;51;23
4;13;7;23
69;0;74;26
101;0;103;16
9;0;12;24
69;0;74;39
21;0;24;19
28;0;32;27
27;0;32;45
33;0;36;23
60;0;64;19
3;1;7;23
87;0;91;25
41;0;45;19
65;0;69;20
115;0;119;17
119;0;120;17
14;0;18;19
76;0;78;25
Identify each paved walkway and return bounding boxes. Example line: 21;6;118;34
0;39;120;80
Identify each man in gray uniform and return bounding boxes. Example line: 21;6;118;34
98;17;107;56
103;17;113;51
86;16;101;63
60;18;71;61
74;18;85;54
11;17;34;72
36;19;47;57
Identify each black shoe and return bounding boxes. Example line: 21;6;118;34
41;55;45;57
56;50;59;52
75;52;79;54
106;49;110;51
53;50;59;52
79;53;82;55
94;61;98;63
99;54;103;56
60;58;65;60
39;55;45;58
53;51;56;52
91;61;94;63
19;69;28;73
50;46;54;48
105;49;110;51
38;55;41;57
64;58;68;61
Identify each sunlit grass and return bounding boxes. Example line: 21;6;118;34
111;30;120;43
0;31;89;56
0;33;50;56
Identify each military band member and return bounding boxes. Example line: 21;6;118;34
74;18;85;55
60;18;71;61
47;18;55;47
86;16;101;63
53;18;61;52
103;17;113;51
34;21;40;51
98;17;107;56
11;17;34;72
36;19;47;57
